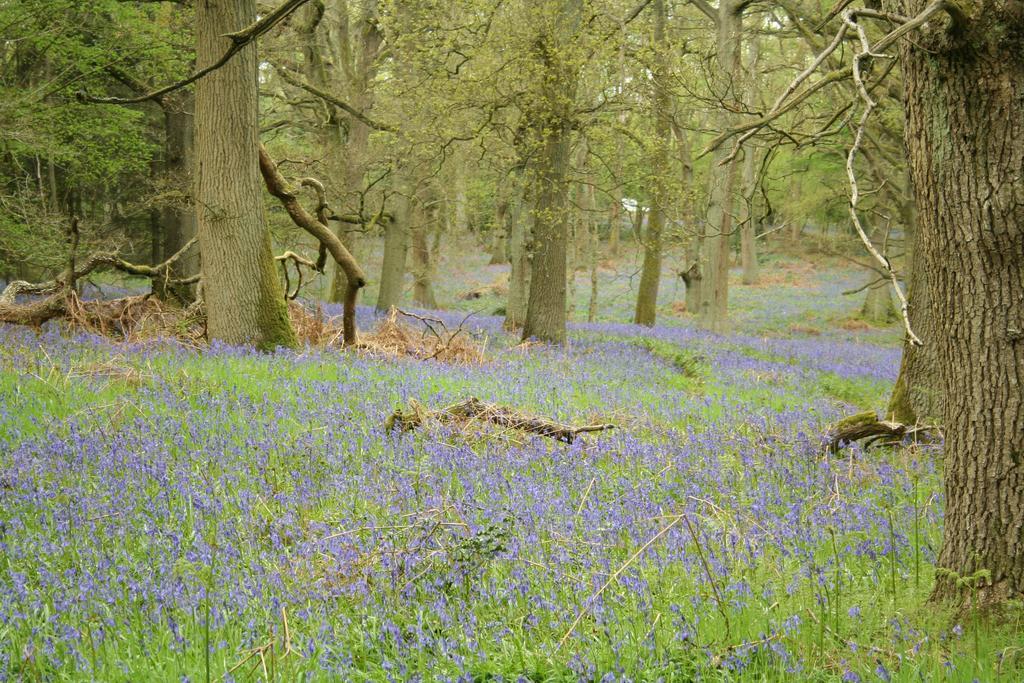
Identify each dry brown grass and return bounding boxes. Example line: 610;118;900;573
358;308;485;364
57;295;486;364
66;292;205;347
460;273;509;301
749;260;819;289
788;323;823;336
839;318;872;331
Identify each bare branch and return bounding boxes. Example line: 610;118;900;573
843;11;921;346
258;144;365;345
272;64;398;133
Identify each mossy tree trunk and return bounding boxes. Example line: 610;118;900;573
520;0;582;345
194;0;295;350
894;0;1024;604
633;0;671;327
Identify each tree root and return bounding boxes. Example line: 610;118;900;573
386;397;615;444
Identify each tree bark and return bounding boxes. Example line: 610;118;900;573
504;168;531;329
157;92;198;304
671;118;701;313
887;200;942;423
410;199;438;309
490;190;509;265
896;0;1024;604
633;0;671;327
376;198;409;312
520;0;581;345
739;40;760;286
700;0;743;332
194;0;295;350
323;0;383;304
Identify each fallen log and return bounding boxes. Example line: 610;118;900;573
386;397;615;444
823;410;940;453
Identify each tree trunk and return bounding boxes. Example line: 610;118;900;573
410;200;438;309
520;0;581;345
897;2;1024;604
504;172;530;330
194;0;294;350
671;118;700;313
376;205;408;312
158;93;198;304
490;192;509;265
739;39;760;286
887;203;942;423
522;124;572;343
633;0;670;327
587;184;600;323
700;0;743;332
860;278;897;324
608;192;622;258
326;0;382;304
739;147;759;285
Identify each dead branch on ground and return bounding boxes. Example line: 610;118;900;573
824;410;940;453
0;216;200;329
386;397;616;444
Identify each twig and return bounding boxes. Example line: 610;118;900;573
843;10;921;345
683;514;732;638
556;512;685;651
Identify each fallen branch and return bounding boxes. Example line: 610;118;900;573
386;397;615;444
0;218;199;328
823;410;940;453
0;236;198;306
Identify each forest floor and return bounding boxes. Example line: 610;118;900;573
1;241;1021;681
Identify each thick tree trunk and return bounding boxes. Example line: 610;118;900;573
897;2;1024;604
410;201;438;309
194;0;294;350
522;125;572;343
376;203;408;313
887;212;942;423
520;0;581;345
700;0;743;332
633;0;670;327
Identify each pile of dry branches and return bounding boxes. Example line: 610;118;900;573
0;217;205;343
386;396;616;444
358;308;486;364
